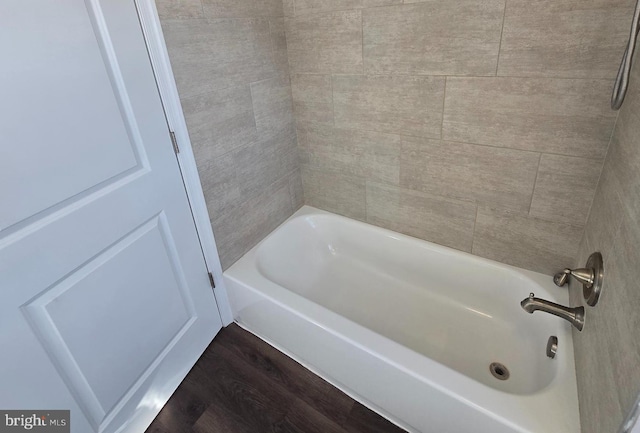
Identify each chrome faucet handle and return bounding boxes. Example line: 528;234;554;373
553;268;594;287
553;270;570;287
553;252;604;307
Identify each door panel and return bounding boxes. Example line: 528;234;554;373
0;0;142;232
0;1;223;432
23;214;197;424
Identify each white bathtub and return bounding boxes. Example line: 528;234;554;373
224;206;580;433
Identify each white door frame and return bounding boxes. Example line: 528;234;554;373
134;0;233;326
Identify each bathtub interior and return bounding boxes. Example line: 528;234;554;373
255;212;565;395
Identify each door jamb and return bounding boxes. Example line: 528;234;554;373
134;0;233;326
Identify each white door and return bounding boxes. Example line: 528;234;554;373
0;1;223;432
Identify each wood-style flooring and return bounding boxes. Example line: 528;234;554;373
146;323;407;433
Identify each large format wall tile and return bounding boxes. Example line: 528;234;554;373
251;77;295;135
291;74;334;126
292;0;401;15
400;137;539;212
181;85;258;163
285;11;363;74
301;167;366;221
161;0;301;271
162;18;277;98
571;54;640;433
198;129;298;225
366;182;477;252
298;125;401;184
212;178;294;269
202;0;283;18
156;0;203;19
570;295;625;433
608;104;640;220
600;212;640;416
443;77;616;158
288;169;305;209
269;18;291;78
283;0;295;16
572;209;640;433
580;158;624;258
529;154;602;225
333;75;445;138
575;37;640;433
234;127;299;197
197;150;241;220
363;1;505;76
472;207;583;274
498;0;634;78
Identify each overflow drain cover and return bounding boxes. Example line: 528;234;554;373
489;362;510;380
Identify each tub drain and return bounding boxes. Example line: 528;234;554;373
489;362;510;380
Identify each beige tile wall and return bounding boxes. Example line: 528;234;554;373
570;55;640;433
158;0;303;270
285;0;633;274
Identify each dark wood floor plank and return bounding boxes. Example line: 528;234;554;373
192;400;256;433
215;324;355;427
144;425;171;433
272;399;347;433
344;402;408;433
215;324;333;399
186;344;293;431
148;384;207;433
145;324;407;433
305;386;355;428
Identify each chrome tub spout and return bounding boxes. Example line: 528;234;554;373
521;293;585;331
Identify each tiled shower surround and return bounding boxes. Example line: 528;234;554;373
158;0;633;275
158;0;303;269
569;41;640;433
286;0;633;275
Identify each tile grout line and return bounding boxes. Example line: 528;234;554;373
361;8;365;76
527;153;543;215
288;72;617;82
279;5;302;186
440;76;447;139
362;178;478;208
579;108;621;233
292;119;608;161
248;79;261;138
267;17;279;81
364;179;368;223
495;0;508;76
289;2;409;18
471;204;479;254
330;74;336;126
